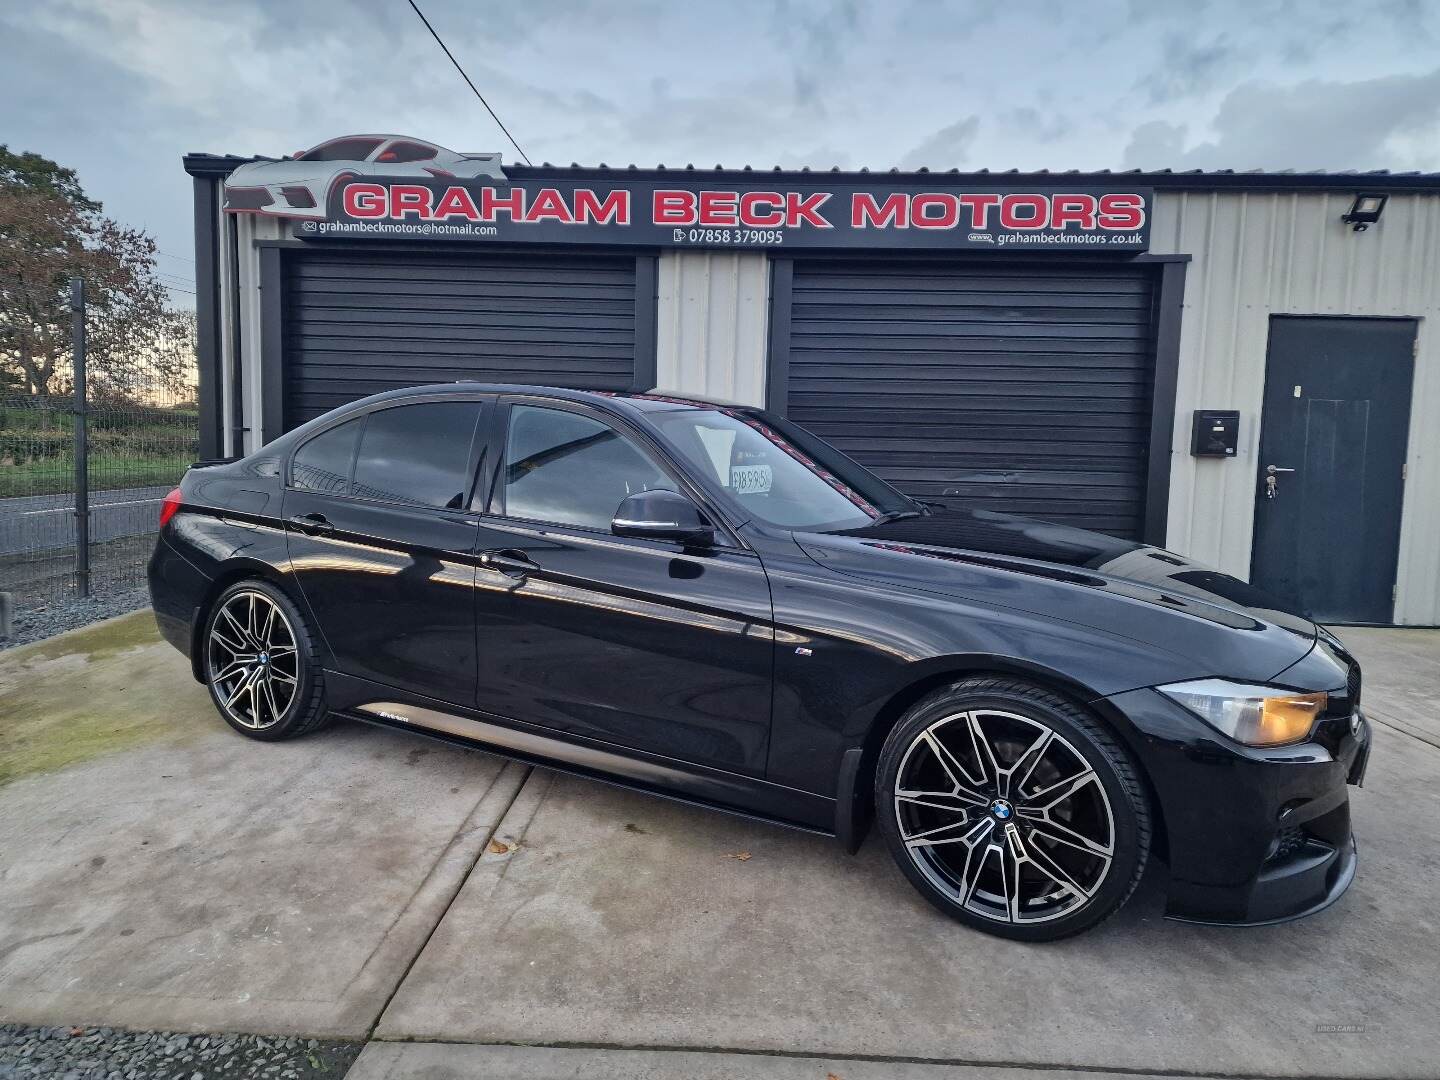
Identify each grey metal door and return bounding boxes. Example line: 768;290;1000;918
283;250;643;428
780;260;1157;538
1251;316;1415;624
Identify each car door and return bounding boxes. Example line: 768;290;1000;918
284;396;487;705
470;397;775;776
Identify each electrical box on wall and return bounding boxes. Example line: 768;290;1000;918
1191;410;1240;457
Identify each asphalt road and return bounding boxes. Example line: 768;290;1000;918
0;486;171;556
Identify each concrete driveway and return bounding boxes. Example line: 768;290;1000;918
0;611;526;1037
2;612;1437;1078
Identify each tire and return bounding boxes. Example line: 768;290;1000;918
875;677;1150;942
201;578;330;742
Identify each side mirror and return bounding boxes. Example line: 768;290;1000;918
612;489;714;545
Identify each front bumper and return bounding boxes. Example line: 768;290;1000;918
1099;688;1369;926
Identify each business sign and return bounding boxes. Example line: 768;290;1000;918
224;137;1151;253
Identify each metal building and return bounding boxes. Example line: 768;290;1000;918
184;142;1440;626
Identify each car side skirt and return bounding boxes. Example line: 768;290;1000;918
326;672;837;837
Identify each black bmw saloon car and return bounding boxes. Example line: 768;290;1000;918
148;384;1369;941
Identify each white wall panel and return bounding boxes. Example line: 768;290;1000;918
655;251;769;406
1152;191;1440;624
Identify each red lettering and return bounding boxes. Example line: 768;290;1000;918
786;191;832;228
574;189;629;224
433;187;480;221
698;190;739;226
736;191;783;227
957;193;999;229
524;188;574;223
480;187;525;221
911;193;958;229
344;183;386;219
390;184;432;220
653;190;696;225
1097;193;1146;230
851;192;908;228
999;193;1048;230
1049;194;1097;230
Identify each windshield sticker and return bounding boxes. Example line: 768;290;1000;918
729;414;882;518
731;464;773;494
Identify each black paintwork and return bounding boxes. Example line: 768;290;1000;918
148;383;1369;926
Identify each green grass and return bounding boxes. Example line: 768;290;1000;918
0;452;193;498
0;611;204;788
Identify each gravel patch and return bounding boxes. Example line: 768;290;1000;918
1;587;151;651
0;1025;361;1080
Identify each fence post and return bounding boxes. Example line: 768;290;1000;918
71;276;91;599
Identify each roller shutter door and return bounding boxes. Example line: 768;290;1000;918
284;251;639;428
784;261;1156;538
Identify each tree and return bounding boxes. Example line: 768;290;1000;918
0;145;191;400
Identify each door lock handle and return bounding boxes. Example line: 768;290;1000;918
288;513;334;536
1263;465;1295;500
479;549;539;576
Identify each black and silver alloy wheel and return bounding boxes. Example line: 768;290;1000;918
202;579;330;741
206;589;299;730
895;709;1115;925
877;678;1150;941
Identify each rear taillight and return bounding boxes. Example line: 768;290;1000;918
159;487;183;529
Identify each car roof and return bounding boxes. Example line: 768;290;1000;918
313;383;759;422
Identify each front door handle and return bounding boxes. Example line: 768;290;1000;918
1264;464;1296;500
288;513;334;536
479;548;540;576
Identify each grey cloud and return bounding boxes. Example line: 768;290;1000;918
1123;68;1440;171
901;116;980;170
1001;107;1068;144
1138;33;1244;104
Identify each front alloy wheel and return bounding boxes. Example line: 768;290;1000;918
877;678;1150;941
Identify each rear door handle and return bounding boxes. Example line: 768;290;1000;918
288;513;334;536
479;548;540;576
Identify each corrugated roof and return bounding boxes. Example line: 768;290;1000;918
182;151;1440;190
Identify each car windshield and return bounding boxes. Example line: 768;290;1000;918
646;405;918;532
296;137;384;162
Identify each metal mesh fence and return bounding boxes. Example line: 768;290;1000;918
0;293;198;632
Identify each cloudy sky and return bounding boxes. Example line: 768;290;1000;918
3;0;1438;304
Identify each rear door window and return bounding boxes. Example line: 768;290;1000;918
351;402;483;509
291;418;361;494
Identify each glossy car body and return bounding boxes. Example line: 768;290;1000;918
148;385;1370;927
222;134;504;217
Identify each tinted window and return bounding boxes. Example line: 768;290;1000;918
296;137;383;162
292;418;360;494
503;405;671;530
380;140;438;163
351;402;482;509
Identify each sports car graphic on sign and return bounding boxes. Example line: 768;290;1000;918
222;135;505;218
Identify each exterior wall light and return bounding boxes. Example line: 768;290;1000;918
1341;193;1388;232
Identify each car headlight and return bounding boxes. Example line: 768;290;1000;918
1158;678;1327;747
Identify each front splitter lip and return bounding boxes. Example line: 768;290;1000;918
1164;835;1358;928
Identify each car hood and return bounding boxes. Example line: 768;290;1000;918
794;506;1318;685
227;160;329;186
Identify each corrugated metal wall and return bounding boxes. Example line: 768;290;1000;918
1151;191;1440;624
232;214;286;453
656;251;768;406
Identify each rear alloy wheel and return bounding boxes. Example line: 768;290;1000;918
876;678;1150;941
203;580;328;740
